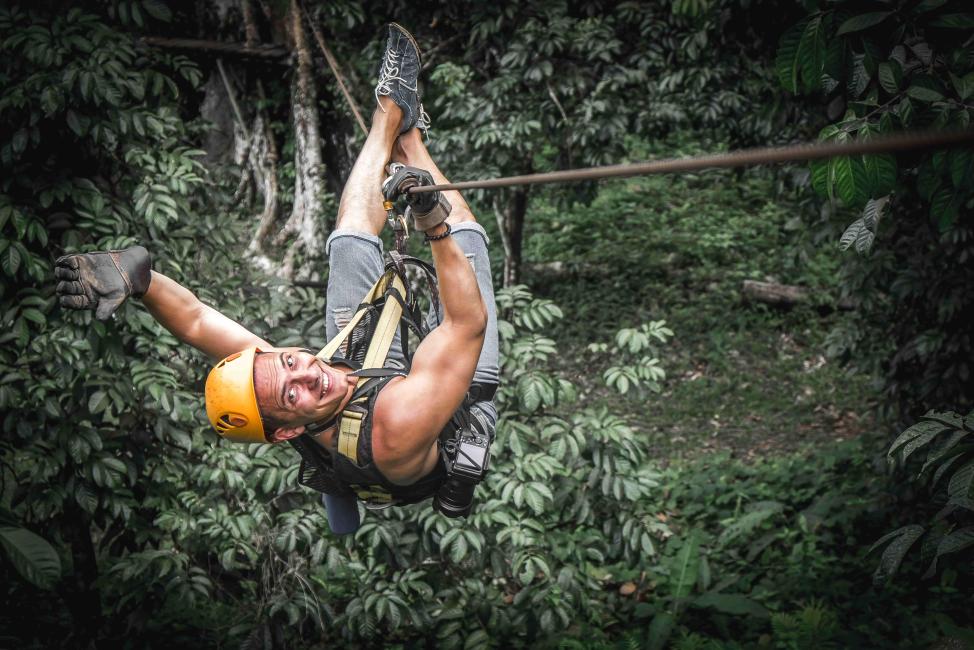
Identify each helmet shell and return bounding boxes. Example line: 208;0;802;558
205;346;267;443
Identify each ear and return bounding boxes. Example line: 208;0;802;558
269;425;306;443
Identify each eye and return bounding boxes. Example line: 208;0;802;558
286;355;294;368
288;387;296;403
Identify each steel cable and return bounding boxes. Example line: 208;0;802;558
406;129;974;194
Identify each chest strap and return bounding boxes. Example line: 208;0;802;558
314;268;409;470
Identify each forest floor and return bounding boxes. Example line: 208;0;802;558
509;135;880;464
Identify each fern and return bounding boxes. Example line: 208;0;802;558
771;600;839;650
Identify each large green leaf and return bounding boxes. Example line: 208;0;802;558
949;148;973;188
863;154;897;196
776;20;806;93
928;13;974;29
670;530;701;600
870;525;925;583
694;593;770;618
646;612;675;650
924;526;974;577
947;459;974;498
0;526;62;589
797;14;828;93
837;12;892;35
719;501;784;545
907;75;947;102
834;156;867;207
930;187;959;232
950;72;974;101
878;61;901;94
809;159;832;197
839;218;865;252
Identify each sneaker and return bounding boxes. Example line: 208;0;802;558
375;23;422;134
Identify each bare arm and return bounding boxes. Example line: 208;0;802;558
142;271;270;361
374;225;487;478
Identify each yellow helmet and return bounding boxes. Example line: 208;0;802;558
205;346;267;443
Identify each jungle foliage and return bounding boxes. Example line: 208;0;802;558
0;0;972;648
775;0;974;419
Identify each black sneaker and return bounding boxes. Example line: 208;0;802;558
375;23;422;134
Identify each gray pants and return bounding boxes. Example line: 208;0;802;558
324;223;499;426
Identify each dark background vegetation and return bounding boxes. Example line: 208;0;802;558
0;0;972;648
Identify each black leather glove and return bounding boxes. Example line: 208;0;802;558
382;165;452;232
55;246;152;321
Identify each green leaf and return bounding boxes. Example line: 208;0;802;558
951;72;974;101
888;418;951;463
930;187;958;231
0;526;62;589
837;12;892;35
797;15;828;92
914;0;950;13
947;459;974;498
907;76;946;102
835;156;867;207
719;502;785;544
776;20;806;93
670;530;701;599
864;154;897;197
66;110;83;137
928;13;974;29
839;218;864;252
935;526;974;557
855;225;875;253
694;593;770;618
142;0;173;21
1;244;21;276
647;612;675;650
878;62;901;94
88;390;108;414
809;159;831;196
949;148;973;188
871;525;925;582
20;308;45;325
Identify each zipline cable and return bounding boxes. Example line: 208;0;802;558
406;129;974;194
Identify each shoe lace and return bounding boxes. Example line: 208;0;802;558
374;49;417;111
417;104;431;139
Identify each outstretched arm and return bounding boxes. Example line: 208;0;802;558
142;271;269;361
56;247;268;361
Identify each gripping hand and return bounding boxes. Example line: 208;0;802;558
382;165;452;233
55;246;152;321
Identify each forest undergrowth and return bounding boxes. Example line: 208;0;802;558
517;133;877;463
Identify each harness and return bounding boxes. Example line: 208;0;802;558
287;251;495;514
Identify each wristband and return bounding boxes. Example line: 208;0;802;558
423;222;452;244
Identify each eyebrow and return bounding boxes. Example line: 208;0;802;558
278;352;288;409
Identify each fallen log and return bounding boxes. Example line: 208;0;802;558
742;280;855;311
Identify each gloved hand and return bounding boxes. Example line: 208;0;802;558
382;165;452;233
55;246;152;321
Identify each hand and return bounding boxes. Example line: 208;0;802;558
55;246;152;321
382;165;452;233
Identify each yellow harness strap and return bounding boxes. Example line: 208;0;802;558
315;269;408;491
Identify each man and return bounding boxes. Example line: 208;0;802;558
55;24;499;534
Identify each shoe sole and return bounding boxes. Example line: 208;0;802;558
388;22;422;68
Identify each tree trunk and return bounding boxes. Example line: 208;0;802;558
493;186;529;287
275;0;325;279
245;107;281;270
60;504;102;649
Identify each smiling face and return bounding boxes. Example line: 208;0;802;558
252;348;352;442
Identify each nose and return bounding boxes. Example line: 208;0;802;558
295;365;320;388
